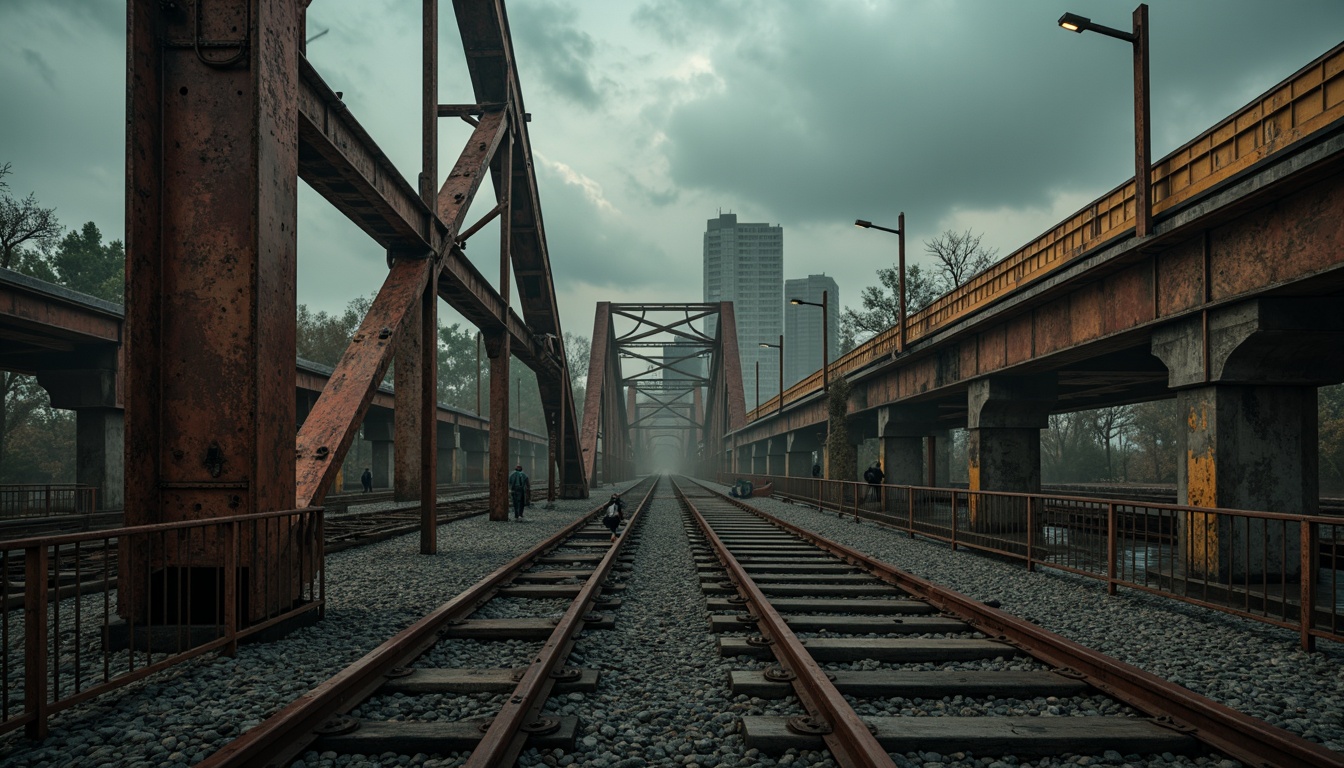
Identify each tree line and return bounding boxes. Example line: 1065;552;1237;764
0;162;592;486
1;164;125;484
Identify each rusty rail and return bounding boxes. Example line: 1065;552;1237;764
699;480;1344;768
727;472;1343;650
464;477;658;767
197;477;656;768
675;479;896;768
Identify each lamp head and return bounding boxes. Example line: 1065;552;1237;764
1058;12;1088;32
854;219;872;228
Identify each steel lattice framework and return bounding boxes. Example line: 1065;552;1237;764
123;0;584;625
580;303;745;486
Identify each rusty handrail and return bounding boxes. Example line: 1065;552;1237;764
715;489;1344;768
676;479;896;768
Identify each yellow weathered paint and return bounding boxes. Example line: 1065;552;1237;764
1186;445;1220;577
967;460;981;528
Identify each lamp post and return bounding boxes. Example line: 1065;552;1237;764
789;290;828;393
760;336;783;416
1058;4;1151;238
854;214;905;352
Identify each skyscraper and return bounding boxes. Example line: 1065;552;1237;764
784;274;839;388
703;213;783;410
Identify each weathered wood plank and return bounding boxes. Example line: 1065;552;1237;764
741;715;1199;756
730;669;1090;699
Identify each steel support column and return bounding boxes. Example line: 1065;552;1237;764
125;0;303;624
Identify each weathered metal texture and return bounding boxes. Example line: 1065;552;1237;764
193;492;625;768
487;332;511;520
451;0;585;498
580;303;612;487
729;133;1344;452
732;42;1344;443
394;296;424;503
681;485;896;767
752;504;1344;768
124;0;304;623
716;302;748;433
294;259;431;508
0;269;122;376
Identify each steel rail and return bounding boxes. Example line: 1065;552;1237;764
697;480;1344;768
196;477;655;768
673;479;897;768
465;477;658;767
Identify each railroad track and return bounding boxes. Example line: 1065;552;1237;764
196;475;658;768
675;476;1344;768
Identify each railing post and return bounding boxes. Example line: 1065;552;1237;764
854;482;860;523
1107;502;1118;595
44;485;51;517
1300;518;1316;653
907;486;915;538
1026;495;1036;572
224;520;239;657
950;490;958;552
24;544;50;739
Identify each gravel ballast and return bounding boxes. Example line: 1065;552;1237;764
4;475;1340;767
719;482;1344;757
0;484;640;768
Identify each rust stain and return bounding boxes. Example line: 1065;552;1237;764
1186;446;1220;577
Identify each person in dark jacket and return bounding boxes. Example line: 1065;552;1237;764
863;461;884;502
507;465;530;519
811;462;822;478
602;493;625;541
360;468;373;493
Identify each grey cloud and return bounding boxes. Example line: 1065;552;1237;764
650;0;1344;233
510;1;604;109
632;0;753;47
21;49;57;90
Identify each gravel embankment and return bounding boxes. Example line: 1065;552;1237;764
717;482;1344;759
0;483;640;768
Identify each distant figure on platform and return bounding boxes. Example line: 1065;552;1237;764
603;493;625;541
863;461;884;502
508;464;530;519
360;467;373;493
811;462;822;478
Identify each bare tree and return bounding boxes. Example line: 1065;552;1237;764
925;228;997;291
1091;406;1135;481
0;164;62;271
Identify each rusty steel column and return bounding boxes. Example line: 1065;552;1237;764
417;0;440;553
124;0;302;624
394;297;423;503
487;334;511;520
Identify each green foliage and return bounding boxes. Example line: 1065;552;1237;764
824;376;856;481
839;262;939;345
437;323;486;413
50;221;125;302
296;296;372;367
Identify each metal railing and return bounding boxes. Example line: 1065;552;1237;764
0;485;98;518
1;507;324;739
722;473;1342;650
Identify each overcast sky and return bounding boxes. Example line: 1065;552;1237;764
2;1;1342;342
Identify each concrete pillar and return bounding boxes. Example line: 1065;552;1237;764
785;430;824;478
295;391;317;431
437;423;458;485
363;411;394;490
766;437;787;477
930;430;951;487
750;442;767;475
966;375;1056;533
877;405;939;487
36;360;123;512
1153;298;1344;581
76;408;124;511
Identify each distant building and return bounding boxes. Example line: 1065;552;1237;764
784;274;839;388
703;213;783;410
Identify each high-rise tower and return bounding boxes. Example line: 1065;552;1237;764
703;213;783;410
784;274;840;388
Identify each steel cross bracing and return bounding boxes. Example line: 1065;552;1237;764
579;303;745;485
123;0;584;627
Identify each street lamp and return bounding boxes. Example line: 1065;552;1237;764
1058;4;1151;238
790;290;829;394
854;214;906;352
760;336;783;416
